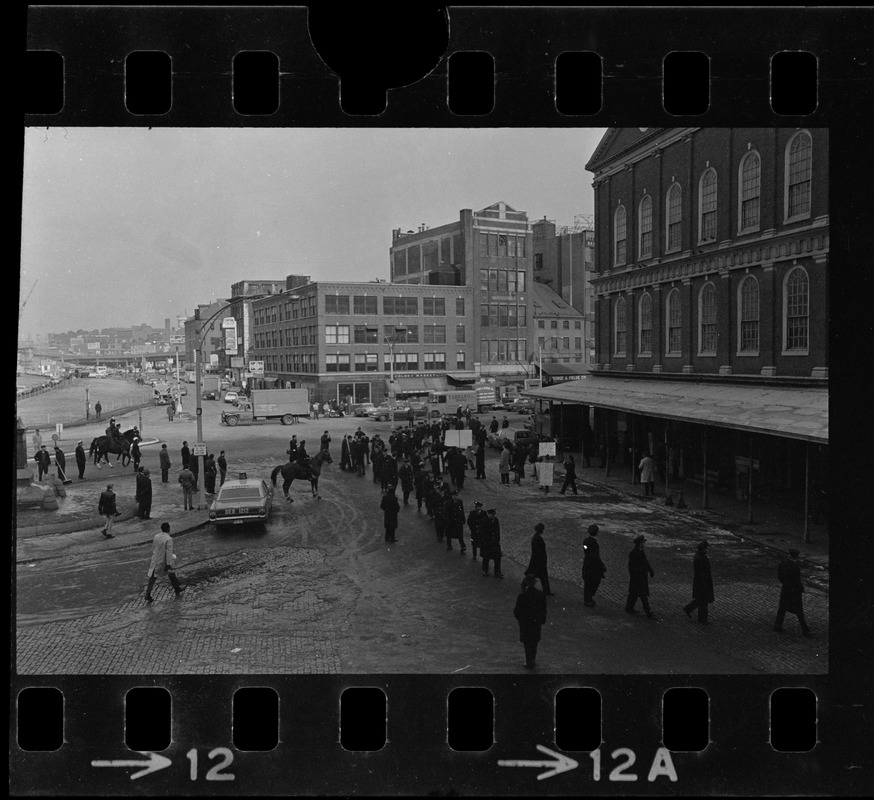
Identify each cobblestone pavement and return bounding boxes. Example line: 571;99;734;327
15;406;828;676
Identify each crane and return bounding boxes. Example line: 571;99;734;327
19;278;38;321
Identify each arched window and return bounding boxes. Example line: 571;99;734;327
738;276;759;352
639;195;653;259
666;184;682;252
638;293;652;356
614;205;627;266
698;282;717;353
739;151;761;232
666;289;681;354
698;168;718;243
614;297;627;355
784;268;810;351
785;131;812;220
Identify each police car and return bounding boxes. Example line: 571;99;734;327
208;472;274;526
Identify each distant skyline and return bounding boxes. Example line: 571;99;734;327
20;127;606;339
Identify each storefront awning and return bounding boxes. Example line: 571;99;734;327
446;371;478;385
525;376;828;443
386;377;447;393
538;363;589;381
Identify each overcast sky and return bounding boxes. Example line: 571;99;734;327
20;127;606;339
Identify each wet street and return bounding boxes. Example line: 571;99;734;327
15;406;827;676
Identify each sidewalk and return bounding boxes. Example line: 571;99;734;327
558;448;829;570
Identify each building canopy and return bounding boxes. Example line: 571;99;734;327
525;376;828;443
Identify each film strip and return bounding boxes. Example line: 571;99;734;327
16;5;873;796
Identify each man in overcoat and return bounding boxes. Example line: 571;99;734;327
443;490;466;553
525;522;553;595
136;469;153;520
97;483;118;538
380;484;400;543
559;453;579;495
683;540;714;624
480;509;504;578
625;535;657;618
581;524;606;606
159;444;172;483
398;459;414;506
75;440;88;479
514;574;548;669
340;435;352;471
773;548;814;636
467;500;487;560
53;445;67;481
180;441;191;470
34;445;52;482
145;522;184;602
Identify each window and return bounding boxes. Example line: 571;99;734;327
784;268;809;351
666;184;682;252
488;269;498;292
423;325;446;344
507;270;517;293
354;325;378;344
325;295;350;314
575;321;581;329
353;296;377;315
614;205;627;265
383;296;418;315
517;236;526;258
614;297;627;355
786;131;812;219
518;305;527;326
456;351;466;369
498;340;508;361
490;305;499;327
517;271;526;292
574;337;582;350
699;168;718;242
456;297;465;316
538;319;545;329
479;269;489;291
562;337;570;350
498;235;508;257
325;325;349;344
507;305;517;328
699;283;717;353
384;324;417;344
498;305;508;326
666;289;681;354
739;151;761;231
326;354;350;372
534;253;543;271
355;353;378;372
480;304;490;326
739;276;759;352
456;324;466;343
562;320;570;329
479;233;489;257
497;270;508;293
423;297;446;316
423;352;446;370
550;320;558;329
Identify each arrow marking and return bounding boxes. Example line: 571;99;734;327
498;744;579;780
91;751;172;780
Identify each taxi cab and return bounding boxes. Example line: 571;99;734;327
208;473;274;526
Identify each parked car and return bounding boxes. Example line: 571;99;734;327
352;402;377;417
407;401;441;419
508;397;535;414
223;391;240;404
487;425;542;451
367;403;410;422
208;473;274;527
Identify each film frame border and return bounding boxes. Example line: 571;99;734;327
16;5;874;796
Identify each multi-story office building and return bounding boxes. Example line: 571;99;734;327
528;128;828;528
531;218;596;364
391;201;534;377
531;282;587;385
249;280;476;406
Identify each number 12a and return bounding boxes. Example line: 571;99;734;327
186;748;235;781
590;748;678;782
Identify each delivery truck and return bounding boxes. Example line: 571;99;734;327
221;388;310;426
201;375;225;400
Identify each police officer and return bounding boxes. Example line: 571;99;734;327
443;490;466;553
466;500;487;560
480;509;504;578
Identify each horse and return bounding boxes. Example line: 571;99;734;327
270;449;333;502
89;435;131;468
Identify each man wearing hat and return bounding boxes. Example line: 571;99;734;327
683;541;714;624
625;535;657;618
75;440;87;479
443;489;466;553
774;549;814;637
136;468;153;520
97;483;119;539
581;524;607;607
466;500;488;560
514;573;548;669
526;522;553;595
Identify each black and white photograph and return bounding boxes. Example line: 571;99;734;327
17;125;829;677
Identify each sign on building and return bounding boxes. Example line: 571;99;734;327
249;360;264;376
230;357;244;368
221;317;236;329
169;335;185;346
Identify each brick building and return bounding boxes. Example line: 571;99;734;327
248;279;476;407
390;201;534;377
527;128;828;534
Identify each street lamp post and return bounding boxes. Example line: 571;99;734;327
384;326;407;426
192;293;271;510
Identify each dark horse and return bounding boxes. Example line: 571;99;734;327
89;435;131;468
271;449;333;501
